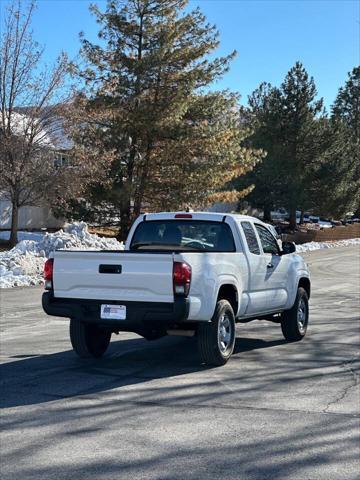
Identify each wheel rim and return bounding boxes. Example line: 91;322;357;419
218;313;232;354
297;298;307;333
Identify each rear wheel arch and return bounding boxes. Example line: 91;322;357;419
216;284;239;317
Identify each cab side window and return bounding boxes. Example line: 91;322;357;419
241;221;261;255
255;224;279;255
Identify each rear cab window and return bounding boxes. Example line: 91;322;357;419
130;220;236;252
241;221;261;255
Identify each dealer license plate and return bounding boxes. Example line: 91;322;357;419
100;304;126;320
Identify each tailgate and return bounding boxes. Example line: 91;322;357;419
53;251;174;302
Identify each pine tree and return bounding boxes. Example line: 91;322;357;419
315;66;360;218
238;62;327;229
278;62;325;228
234;82;284;221
332;66;360;139
311;119;359;219
67;0;261;237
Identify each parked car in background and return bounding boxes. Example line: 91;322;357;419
270;208;289;221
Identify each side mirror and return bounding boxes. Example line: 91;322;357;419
282;241;296;255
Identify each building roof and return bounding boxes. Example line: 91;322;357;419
12;107;73;150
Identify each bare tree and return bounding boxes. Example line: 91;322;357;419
0;0;69;245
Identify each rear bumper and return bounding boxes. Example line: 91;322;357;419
42;292;190;331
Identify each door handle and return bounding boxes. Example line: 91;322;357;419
267;263;274;269
99;264;122;274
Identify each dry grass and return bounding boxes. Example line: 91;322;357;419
88;226;119;238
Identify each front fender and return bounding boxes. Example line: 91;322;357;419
286;265;311;309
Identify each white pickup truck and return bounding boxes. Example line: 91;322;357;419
42;212;311;366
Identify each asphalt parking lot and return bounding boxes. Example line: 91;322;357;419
0;246;359;480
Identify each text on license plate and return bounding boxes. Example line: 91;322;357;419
100;304;126;320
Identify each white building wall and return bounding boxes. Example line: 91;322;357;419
0;200;64;230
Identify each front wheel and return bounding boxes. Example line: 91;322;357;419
70;319;111;358
281;287;309;341
197;300;236;366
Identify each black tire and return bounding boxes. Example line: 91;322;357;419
69;319;111;358
281;287;309;341
197;299;236;366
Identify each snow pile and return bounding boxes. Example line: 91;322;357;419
296;237;360;252
0;223;124;288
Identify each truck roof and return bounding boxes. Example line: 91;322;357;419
143;211;263;223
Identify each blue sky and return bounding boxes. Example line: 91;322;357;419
1;0;359;109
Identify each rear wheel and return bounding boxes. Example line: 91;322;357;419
281;287;309;341
197;300;236;366
70;319;111;358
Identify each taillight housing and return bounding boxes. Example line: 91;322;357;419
43;258;54;290
173;261;191;297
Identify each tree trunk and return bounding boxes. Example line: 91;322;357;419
133;199;141;218
118;135;138;241
263;204;272;222
9;202;19;246
118;202;132;242
133;141;153;218
299;210;305;225
289;207;297;231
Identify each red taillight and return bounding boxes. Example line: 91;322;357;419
43;258;54;290
174;213;192;219
173;261;191;297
